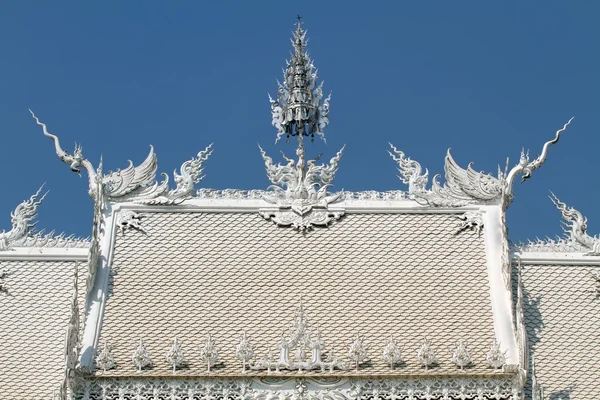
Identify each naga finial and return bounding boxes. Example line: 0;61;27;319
30;110;99;196
503;117;574;204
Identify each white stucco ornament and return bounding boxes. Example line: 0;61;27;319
199;334;219;372
252;301;346;372
132;339;152;372
451;340;472;369
235;331;254;373
417;338;437;369
31;110;213;205
166;337;184;374
96;342;116;372
381;335;403;369
390;118;574;208
116;210;145;235
0;186;88;250
486;340;507;369
455;211;484;235
522;193;600;255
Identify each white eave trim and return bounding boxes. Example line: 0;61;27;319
481;205;519;365
512;252;600;266
0;247;89;261
113;198;483;214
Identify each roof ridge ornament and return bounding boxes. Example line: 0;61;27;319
389;118;574;208
0;185;90;250
549;192;600;255
31;110;213;204
260;18;345;231
270;17;330;144
518;193;600;254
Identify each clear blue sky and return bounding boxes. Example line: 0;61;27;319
0;2;597;243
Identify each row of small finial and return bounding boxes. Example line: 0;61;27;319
96;335;507;373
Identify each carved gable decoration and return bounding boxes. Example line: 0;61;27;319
258;18;345;231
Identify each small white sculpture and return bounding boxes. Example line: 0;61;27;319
96;342;116;372
199;334;219;372
417;338;437;370
235;331;254;373
451;340;472;369
382;336;403;369
166;337;184;374
131;339;152;372
347;334;368;371
486;340;506;369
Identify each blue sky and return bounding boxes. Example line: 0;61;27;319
0;2;597;243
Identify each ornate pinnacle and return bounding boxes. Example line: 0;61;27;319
270;18;331;143
199;334;219;372
96;342;116;372
417;338;437;370
382;335;403;369
235;331;254;373
166;337;184;374
347;334;368;371
451;339;472;369
131;339;152;372
486;339;506;369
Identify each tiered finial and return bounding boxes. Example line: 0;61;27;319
269;18;331;143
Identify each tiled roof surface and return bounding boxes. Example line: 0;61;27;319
97;212;497;377
520;263;600;399
0;259;84;399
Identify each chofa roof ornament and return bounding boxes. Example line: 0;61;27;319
389;118;574;208
260;17;345;231
30;110;213;205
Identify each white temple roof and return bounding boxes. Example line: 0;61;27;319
93;210;503;377
0;15;592;400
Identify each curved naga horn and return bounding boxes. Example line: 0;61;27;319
504;117;574;199
30;110;98;196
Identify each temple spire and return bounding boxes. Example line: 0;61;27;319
270;17;331;144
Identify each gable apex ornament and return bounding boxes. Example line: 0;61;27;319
389;118;573;208
31;110;213;205
259;19;344;231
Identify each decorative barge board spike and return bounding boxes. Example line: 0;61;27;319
259;18;345;231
